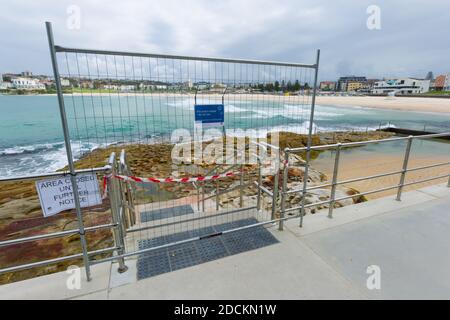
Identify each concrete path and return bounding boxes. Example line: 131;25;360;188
1;183;449;300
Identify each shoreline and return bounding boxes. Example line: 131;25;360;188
2;93;450;115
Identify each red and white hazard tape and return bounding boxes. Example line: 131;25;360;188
102;170;239;198
102;174;111;199
103;171;241;199
114;171;237;184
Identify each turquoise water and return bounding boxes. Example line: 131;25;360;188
0;95;449;177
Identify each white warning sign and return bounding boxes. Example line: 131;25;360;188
36;172;102;217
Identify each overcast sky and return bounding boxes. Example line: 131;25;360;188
0;0;449;81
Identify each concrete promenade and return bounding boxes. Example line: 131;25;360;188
1;183;449;300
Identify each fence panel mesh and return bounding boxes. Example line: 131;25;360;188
56;48;317;253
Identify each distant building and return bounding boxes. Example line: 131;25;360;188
21;71;33;77
425;71;434;80
119;85;135;92
371;78;430;94
104;84;120;90
194;81;210;90
184;79;193;89
11;77;45;90
79;80;94;89
40;79;54;88
319;81;336;91
60;78;70;87
337;76;367;91
155;84;168;90
433;74;449;91
346;81;367;92
0;74;12;90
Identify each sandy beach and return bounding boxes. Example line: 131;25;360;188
56;92;450;114
313;152;450;200
316;96;450;114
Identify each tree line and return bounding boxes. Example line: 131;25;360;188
249;80;309;92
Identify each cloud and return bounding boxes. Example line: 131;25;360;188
0;0;449;81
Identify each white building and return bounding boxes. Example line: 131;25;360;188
11;77;46;90
0;77;12;90
184;79;193;89
371;78;430;94
103;84;120;90
60;78;70;87
138;83;167;90
444;74;450;91
119;85;135;92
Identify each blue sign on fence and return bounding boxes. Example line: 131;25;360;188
194;104;224;127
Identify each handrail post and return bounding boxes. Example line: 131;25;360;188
239;164;244;208
215;180;220;211
195;183;200;211
107;153;128;273
257;158;262;213
201;182;205;212
280;150;289;231
271;155;279;221
46;21;91;281
396;136;413;201
328;143;341;219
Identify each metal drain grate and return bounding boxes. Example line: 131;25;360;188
137;218;279;280
140;204;194;222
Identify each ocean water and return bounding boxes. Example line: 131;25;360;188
0;95;449;177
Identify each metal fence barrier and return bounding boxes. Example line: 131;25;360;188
38;19;321;281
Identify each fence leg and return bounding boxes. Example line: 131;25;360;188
279;151;289;231
448;175;450;188
108;155;128;273
328;143;341;219
46;22;91;281
396;136;413;201
299;49;320;228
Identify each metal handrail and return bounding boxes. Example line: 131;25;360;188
286;132;450;152
0;165;111;182
0;223;117;248
279;132;450;227
0;155;124;276
0;246;118;275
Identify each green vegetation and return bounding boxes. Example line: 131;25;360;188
425;90;450;95
251;80;307;93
